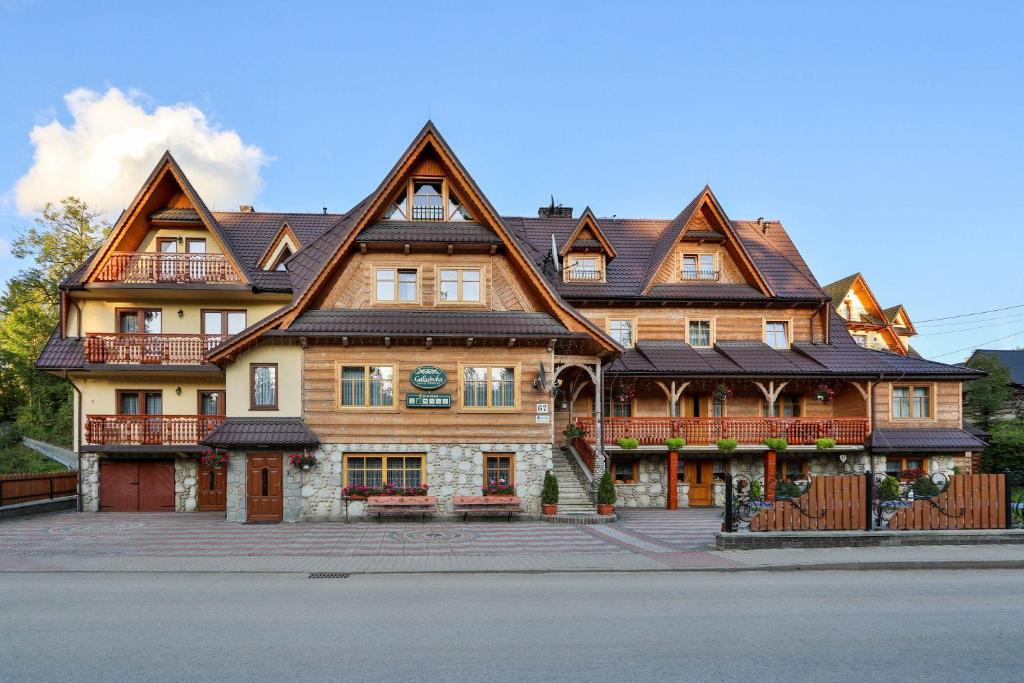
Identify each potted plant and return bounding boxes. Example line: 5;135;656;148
200;449;229;469
911;474;941;499
563;422;586;442
665;437;685;451
716;438;738;454
597;470;616;515
878;475;901;503
815;437;836;450
483;480;515;495
288;452;318;470
616;437;640;450
541;470;559;515
342;484;382;500
711;383;733;403
814;383;838;403
763;437;788;452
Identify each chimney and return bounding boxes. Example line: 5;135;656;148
239;204;255;213
757;217;768;235
538;195;573;219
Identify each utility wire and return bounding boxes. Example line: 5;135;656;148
930;328;1024;358
917;310;1024;328
917;317;1024;336
916;302;1024;323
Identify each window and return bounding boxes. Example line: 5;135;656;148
117;390;162;415
566;255;602;282
688;320;712;347
117;309;162;334
345;455;424;488
613;460;637;484
202;310;246;336
764;321;789;349
778;459;808;480
763;395;801;418
885;457;926;475
892;385;931;419
711;399;725;417
609;319;634;347
854;335;866;347
462;365;517;409
439;268;482;303
485;454;514;486
198;390;224;416
411;180;444;221
269;245;293;271
250;364;278;410
681;253;717;281
339;365;395;408
382;178;473;223
712;460;728;482
186;238;206;253
374;268;418;303
603;391;633;418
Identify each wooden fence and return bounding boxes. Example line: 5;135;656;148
888;474;1007;530
751;475;867;531
0;471;78;507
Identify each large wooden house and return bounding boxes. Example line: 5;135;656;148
823;273;919;355
36;123;985;521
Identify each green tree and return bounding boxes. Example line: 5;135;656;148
981;419;1024;472
0;197;108;444
964;354;1014;430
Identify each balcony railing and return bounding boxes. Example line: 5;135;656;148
94;252;242;284
411;205;445;222
576;416;869;446
85;415;226;446
680;268;720;281
84;334;227;365
567;268;603;282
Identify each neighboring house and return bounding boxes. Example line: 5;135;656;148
35;123;985;521
822;273;919;355
965;349;1024;421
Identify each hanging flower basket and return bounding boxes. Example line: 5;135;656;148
614;382;636;403
814;383;838;403
289;452;318;470
711;383;734;403
200;449;229;469
563;422;586;440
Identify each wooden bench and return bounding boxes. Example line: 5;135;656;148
452;495;524;522
365;496;437;522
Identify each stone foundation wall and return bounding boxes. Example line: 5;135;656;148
226;453;247;523
81;453;99;512
174;458;198;512
613;457;727;508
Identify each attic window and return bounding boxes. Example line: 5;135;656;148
681;254;718;281
565;254;603;282
382;179;473;223
271;246;293;271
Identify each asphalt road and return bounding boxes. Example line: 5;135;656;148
1;570;1020;682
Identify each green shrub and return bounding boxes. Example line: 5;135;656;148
981;420;1024;472
775;478;804;500
750;480;764;500
597;470;616;505
815;438;836;450
763;437;788;452
664;437;685;451
879;475;901;501
716;438;738;453
616;437;640;450
0;422;21;449
912;475;941;498
541;470;559;505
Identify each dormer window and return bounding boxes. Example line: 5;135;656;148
681;254;718;281
565;254;603;282
382;178;473;223
270;246;292;271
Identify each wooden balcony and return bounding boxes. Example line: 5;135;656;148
93;252;242;284
84;334;227;365
680;268;720;281
85;415;226;446
576;416;869;446
567;268;603;282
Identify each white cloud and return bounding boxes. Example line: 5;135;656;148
14;88;267;217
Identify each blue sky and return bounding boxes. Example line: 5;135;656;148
1;1;1021;361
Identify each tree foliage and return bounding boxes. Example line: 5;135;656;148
0;197;108;445
964;354;1014;430
981;419;1024;472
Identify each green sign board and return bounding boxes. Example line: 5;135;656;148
406;393;452;408
410;365;447;390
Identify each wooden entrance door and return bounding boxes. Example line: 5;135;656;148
684;461;714;507
246;453;282;523
198;461;227;511
99;460;175;512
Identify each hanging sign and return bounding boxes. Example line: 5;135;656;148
406;393;452;408
410;366;447;390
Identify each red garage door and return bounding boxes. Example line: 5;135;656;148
99;460;175;512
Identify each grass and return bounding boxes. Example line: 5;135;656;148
0;444;69;475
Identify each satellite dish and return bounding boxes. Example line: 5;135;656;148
550;234;560;272
534;362;548;390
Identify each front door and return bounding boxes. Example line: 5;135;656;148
247;453;283;523
198;461;227;511
684;460;714;507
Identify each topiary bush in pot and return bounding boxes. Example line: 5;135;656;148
541;470;559;515
597;470;616;515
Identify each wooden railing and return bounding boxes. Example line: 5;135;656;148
0;471;78;507
85;415;225;445
576;416;869;446
567;269;603;282
680;268;720;281
571;436;597;474
84;334;227;365
94;252;242;284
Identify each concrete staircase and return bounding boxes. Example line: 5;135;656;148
551;447;597;515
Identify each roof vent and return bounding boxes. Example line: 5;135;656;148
538;195;573;219
239;204;255;213
322;207;327;215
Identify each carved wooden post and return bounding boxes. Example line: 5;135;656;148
593;362;606;491
764;449;777;501
667;449;679;510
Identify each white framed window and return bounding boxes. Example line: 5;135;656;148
566;255;603;282
439;268;482;303
374;268;418;303
764;321;789;349
687;320;712;347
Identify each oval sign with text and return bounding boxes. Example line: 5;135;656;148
410;365;447;390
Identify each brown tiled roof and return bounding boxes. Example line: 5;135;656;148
568;238;604;250
149;208;200;222
867;428;986;452
35;328;84;369
271;310;573;338
356;221;500;244
202;418;319;448
822;273;859;309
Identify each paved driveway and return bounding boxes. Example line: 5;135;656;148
0;508;726;567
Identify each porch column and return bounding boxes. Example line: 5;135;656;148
764;449;777;501
593;362;606;491
667;450;679;510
